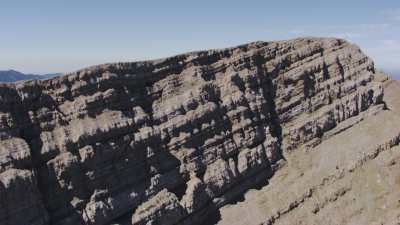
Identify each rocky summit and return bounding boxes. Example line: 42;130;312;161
0;37;398;225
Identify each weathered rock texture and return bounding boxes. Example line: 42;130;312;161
0;37;385;225
217;76;400;225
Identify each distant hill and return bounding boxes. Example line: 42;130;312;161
0;70;61;83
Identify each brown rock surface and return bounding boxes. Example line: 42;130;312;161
0;37;389;225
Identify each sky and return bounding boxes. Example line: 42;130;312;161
1;0;400;75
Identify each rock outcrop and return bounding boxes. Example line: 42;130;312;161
217;76;400;225
0;37;385;225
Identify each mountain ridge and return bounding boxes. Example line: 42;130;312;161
0;69;61;82
0;37;396;225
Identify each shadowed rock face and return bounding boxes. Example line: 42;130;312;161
0;38;384;225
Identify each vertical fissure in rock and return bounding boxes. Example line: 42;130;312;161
336;57;345;82
11;100;55;224
303;72;316;99
323;61;330;81
255;53;283;151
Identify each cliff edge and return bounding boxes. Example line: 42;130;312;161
0;37;386;225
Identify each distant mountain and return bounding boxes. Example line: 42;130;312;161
0;70;61;83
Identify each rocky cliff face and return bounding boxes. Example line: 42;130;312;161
0;38;384;225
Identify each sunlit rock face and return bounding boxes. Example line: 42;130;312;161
0;37;384;225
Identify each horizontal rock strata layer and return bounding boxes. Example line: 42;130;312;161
217;78;400;225
0;37;384;225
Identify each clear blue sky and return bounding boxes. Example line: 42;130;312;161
1;0;399;74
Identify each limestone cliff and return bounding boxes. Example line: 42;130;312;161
0;37;384;225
